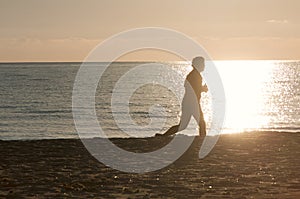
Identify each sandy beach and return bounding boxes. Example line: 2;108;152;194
1;132;299;198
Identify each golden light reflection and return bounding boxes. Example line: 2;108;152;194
211;61;275;133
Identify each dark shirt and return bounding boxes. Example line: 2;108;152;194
184;69;202;101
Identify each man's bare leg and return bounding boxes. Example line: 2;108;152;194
163;124;180;136
199;119;206;137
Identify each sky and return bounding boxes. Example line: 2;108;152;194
0;0;300;62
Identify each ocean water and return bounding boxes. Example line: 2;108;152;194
0;61;299;140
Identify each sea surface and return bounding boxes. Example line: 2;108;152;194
0;61;299;140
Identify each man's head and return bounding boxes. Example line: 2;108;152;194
192;56;205;72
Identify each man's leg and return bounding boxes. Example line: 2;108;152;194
163;124;180;136
198;106;206;136
163;104;191;136
192;104;206;136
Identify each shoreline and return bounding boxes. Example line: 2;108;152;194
1;132;299;198
1;130;300;142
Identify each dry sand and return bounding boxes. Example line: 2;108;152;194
1;132;299;198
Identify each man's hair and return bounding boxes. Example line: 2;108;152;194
192;56;205;67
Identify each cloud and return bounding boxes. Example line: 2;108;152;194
0;37;101;62
266;19;289;24
1;35;300;61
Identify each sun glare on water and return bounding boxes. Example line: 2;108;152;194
209;60;275;134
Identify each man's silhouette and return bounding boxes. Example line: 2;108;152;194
158;56;208;136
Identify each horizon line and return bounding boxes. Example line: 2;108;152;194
0;59;299;64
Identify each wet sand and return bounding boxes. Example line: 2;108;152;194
1;132;299;198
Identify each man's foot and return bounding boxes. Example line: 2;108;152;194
199;130;206;137
199;134;206;138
